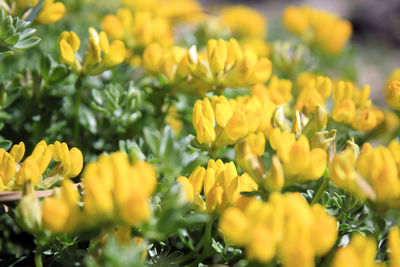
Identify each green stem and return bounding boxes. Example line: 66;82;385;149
73;75;84;148
34;247;43;267
195;219;214;265
311;176;329;205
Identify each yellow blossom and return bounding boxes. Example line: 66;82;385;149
386;80;400;110
219;192;337;265
220;6;267;39
101;9;173;49
283;5;352;55
35;0;66;25
177;159;257;213
269;128;327;184
331;233;379;267
388;226;400;267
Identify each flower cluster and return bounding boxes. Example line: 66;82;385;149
143;38;272;93
0;140;83;191
177;159;257;213
192;95;271;147
386;69;400;110
4;0;65;25
42;152;156;233
330;140;400;208
269;128;327;184
219;192;338;266
121;0;205;23
58;28;126;75
283;5;352;55
332;81;383;131
331;233;380;267
101;9;173;49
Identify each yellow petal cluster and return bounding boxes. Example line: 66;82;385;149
332;81;383;131
58;28;126;75
252;76;293;105
295;74;332;115
331;140;400;207
283;5;352;55
193;95;270;147
219;192;337;266
386;80;400;111
388;226;400;267
42;152;157;233
177;159;258;213
8;0;65;25
101;9;173;50
35;0;66;25
331;233;380;267
187;38;272;89
42;180;80;233
220;6;267;39
234;132;266;183
142;43;188;84
0;140;83;191
121;0;205;23
269;128;327;184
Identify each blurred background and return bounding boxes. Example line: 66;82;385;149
200;0;400;105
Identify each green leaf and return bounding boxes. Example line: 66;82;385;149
14;36;41;49
4;33;19;45
0;138;12;150
40;54;51;80
2;87;21;109
143;127;161;156
48;66;69;84
19;28;36;40
0;50;13;56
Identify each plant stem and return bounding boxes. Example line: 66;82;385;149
74;75;84;148
311;176;329;205
195;219;214;265
34;247;43;267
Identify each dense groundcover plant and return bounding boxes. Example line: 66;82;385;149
1;0;400;266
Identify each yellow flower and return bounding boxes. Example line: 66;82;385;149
357;143;400;204
331;80;383;131
14;0;39;10
177;159;257;213
142;44;188;84
58;28;126;75
187;38;272;89
0;149;16;187
15;157;40;186
52;141;83;178
83;152;156;226
9;141;25;163
310;204;338;256
388;226;400;267
58;31;82;73
252;76;292;106
101;9;173;49
193;98;216;144
35;0;66;25
295;75;332;115
42;180;79;233
283;5;352;55
386;80;400;110
220;5;267;39
331;233;378;267
219;192;337;265
235;132;266;182
177;176;194;201
219;207;250;246
269;128;327;184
